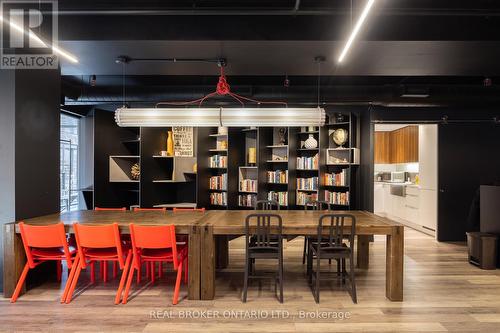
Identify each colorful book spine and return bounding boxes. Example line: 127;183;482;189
266;170;288;183
324;170;348;186
296;191;318;205
240;179;257;192
210;192;227;206
209;155;227;168
296;153;319;170
267;191;288;206
238;194;257;207
209;173;227;190
324;191;350;205
296;177;319;190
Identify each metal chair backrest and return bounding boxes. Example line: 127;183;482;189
317;214;356;249
255;200;280;210
304;200;331;211
245;213;283;248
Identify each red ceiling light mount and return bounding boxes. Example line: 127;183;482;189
156;66;287;108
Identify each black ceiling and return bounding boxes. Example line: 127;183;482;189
58;0;500;108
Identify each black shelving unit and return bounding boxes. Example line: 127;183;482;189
295;127;321;207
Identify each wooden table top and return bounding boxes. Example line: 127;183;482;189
16;210;400;236
16;210;206;233
201;210;401;235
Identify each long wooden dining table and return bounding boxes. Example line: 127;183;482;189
3;210;404;302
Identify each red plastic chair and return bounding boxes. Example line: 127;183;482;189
122;224;188;305
172;207;205;213
11;222;77;303
95;207;127;211
94;207;127;279
65;223;132;304
132;207;167;212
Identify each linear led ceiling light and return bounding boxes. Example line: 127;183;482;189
338;0;376;63
115;107;326;127
0;15;79;63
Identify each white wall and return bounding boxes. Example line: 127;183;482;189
0;70;16;291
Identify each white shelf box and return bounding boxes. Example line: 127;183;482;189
326;148;360;165
109;156;140;182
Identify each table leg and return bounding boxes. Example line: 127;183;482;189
188;226;201;300
3;223;26;298
201;225;215;300
357;235;370;269
216;236;229;269
386;226;404;301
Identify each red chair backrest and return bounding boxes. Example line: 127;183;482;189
18;222;72;268
129;224;179;268
173;207;205;213
133;207;166;212
95;207;126;211
73;223;125;268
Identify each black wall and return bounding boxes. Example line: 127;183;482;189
15;70;61;220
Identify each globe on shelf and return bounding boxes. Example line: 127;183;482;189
332;128;348;147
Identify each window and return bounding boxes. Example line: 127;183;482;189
60;113;80;212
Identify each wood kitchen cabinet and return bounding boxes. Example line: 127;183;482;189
374;126;418;164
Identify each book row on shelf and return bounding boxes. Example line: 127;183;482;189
209;155;227;168
238;194;257;207
210;192;227;206
266;170;288;184
268;191;288;206
324;170;349;186
297;177;319;191
296;191;318;206
209;173;227;190
324;190;350;206
240;179;257;193
297;154;319;170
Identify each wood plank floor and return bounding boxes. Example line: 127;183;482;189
2;228;500;332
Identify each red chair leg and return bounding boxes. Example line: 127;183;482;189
10;262;30;303
100;261;104;280
103;261;108;283
122;261;137;304
184;257;188;284
56;260;62;282
151;262;155;284
136;264;141;284
115;251;132;305
146;261;150;279
173;261;183;305
61;256;79;303
90;261;95;284
65;260;83;304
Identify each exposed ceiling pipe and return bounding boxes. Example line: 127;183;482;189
294;0;301;12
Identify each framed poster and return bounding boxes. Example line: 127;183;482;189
173;127;194;157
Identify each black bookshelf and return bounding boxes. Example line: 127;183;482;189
93;109;360;211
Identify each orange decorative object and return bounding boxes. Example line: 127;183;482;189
11;222;77;303
167;131;174;156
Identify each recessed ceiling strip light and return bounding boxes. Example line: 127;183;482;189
115;107;326;127
0;15;79;63
338;0;376;63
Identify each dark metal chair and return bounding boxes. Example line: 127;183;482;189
242;213;284;303
255;199;280;210
307;214;357;303
303;201;331;264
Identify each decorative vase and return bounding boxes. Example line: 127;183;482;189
248;148;257;165
193;163;197;173
304;134;318;149
167;131;174;156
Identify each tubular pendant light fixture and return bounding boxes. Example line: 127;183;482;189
115;107;326;127
338;0;376;63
